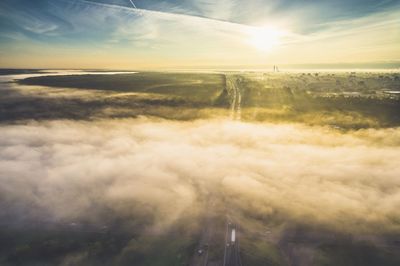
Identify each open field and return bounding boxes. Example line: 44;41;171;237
8;71;400;128
18;72;226;104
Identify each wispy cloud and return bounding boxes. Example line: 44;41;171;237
0;0;399;67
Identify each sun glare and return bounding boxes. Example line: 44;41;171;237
248;26;284;52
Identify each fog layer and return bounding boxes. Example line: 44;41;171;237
1;118;399;233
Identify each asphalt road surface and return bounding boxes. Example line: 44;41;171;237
223;221;242;266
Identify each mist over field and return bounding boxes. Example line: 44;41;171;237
1;117;400;232
0;69;399;265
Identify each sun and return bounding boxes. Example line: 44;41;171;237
247;26;284;52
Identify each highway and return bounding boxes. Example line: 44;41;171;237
223;220;243;266
226;75;242;120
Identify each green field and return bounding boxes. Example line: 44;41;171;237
11;71;400;128
18;72;226;105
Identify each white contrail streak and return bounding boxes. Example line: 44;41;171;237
75;0;244;28
72;0;300;46
128;0;137;9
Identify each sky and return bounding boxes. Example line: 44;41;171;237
0;0;399;69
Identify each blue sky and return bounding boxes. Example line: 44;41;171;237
0;0;399;68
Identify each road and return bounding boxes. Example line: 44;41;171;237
223;220;242;266
226;75;241;120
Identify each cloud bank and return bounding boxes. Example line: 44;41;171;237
1;118;400;234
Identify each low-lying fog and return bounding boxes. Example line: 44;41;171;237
1;118;399;234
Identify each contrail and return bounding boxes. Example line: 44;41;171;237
76;0;243;27
73;0;255;33
128;0;137;9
